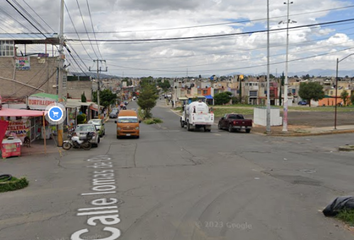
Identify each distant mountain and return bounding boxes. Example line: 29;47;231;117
69;72;120;79
228;69;354;78
289;69;354;78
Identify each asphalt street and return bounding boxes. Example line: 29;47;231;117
0;99;354;240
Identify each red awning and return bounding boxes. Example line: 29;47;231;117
0;108;46;117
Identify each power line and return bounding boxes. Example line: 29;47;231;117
26;69;58;97
5;0;47;38
65;47;88;76
0;7;33;32
106;46;354;74
12;0;49;33
86;0;103;59
75;0;99;59
65;2;94;61
64;5;354;34
15;59;56;93
67;18;354;43
22;0;55;33
65;43;90;74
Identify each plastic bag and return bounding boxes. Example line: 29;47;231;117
323;196;354;217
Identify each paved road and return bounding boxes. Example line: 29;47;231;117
0;99;354;240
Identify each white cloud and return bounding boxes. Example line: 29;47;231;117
0;0;353;77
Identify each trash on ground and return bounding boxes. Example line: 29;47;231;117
323;196;354;217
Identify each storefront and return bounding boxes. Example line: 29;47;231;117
0;108;47;158
28;93;65;137
28;93;59;110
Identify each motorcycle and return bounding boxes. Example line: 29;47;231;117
62;131;94;150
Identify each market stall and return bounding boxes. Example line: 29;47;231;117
0;108;47;157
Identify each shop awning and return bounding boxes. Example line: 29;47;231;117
178;97;188;100
66;99;92;108
205;95;213;99
0;108;46;117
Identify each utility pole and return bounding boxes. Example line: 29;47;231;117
334;53;354;129
266;0;271;133
281;0;295;132
57;0;65;147
89;60;107;119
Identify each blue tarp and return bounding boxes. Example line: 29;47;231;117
205;95;213;99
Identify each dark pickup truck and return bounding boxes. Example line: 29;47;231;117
218;113;253;133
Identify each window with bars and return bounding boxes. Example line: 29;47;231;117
0;40;14;57
249;90;257;97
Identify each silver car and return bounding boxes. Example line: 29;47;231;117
74;124;100;147
88;119;105;137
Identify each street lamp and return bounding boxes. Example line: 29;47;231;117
279;0;295;132
266;0;271;133
334;53;354;129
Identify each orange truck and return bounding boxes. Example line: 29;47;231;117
114;110;141;139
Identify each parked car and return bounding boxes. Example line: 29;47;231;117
218;113;253;133
87;119;105;137
109;109;119;118
298;100;308;105
74;124;100;147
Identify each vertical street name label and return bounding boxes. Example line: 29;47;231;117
71;155;121;240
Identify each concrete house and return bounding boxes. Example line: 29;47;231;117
0;34;64;104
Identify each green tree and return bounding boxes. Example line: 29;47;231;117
140;76;154;86
298;82;325;107
93;89;117;107
81;92;87;102
137;85;158;119
231;97;239;104
157;80;171;91
341;90;349;106
214;91;232;105
302;74;310;80
350;94;354;106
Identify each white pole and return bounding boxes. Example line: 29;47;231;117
57;0;64;146
266;0;271;133
282;0;291;132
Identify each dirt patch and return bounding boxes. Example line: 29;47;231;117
243;111;354;127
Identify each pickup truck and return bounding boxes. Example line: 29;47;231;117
218;113;252;133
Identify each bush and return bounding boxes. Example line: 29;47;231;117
231;97;239;104
144;118;163;124
0;177;29;193
77;114;86;124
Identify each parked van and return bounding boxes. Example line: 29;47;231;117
114;110;141;139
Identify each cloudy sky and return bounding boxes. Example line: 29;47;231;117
1;0;354;77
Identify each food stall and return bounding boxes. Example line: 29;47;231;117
0;108;47;158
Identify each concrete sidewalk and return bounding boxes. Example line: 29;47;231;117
252;124;354;136
20;138;61;157
169;106;354;136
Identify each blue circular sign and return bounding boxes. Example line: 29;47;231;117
48;106;63;122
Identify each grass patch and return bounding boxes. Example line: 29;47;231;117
336;209;354;226
211;104;354;118
213;107;254;117
144;118;163;124
0;177;29;193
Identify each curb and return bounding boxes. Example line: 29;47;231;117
169;109;354;137
259;129;354;137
